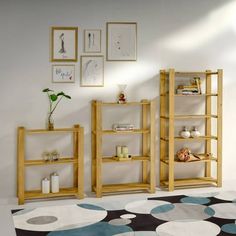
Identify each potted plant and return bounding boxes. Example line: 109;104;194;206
42;88;71;130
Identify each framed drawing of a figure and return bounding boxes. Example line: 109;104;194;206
51;27;78;62
84;29;101;53
106;22;137;61
80;55;104;87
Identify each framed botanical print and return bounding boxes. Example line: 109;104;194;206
52;65;75;83
51;27;78;62
80;55;104;87
84;29;101;53
106;22;137;61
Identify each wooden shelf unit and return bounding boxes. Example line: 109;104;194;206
17;124;84;204
91;100;156;197
160;69;223;191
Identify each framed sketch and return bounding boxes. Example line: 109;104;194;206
84;29;101;53
51;27;78;62
106;22;137;61
80;56;104;87
52;65;75;83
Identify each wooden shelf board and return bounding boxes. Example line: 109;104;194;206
95;183;150;193
102;156;150;163
161;136;217;142
163;71;218;76
102;129;150;135
102;102;150;106
161;177;217;187
161;156;217;165
25;157;77;166
161;115;218;119
27;128;78;134
161;93;218;97
25;187;78;199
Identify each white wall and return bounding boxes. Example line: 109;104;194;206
1;0;236;199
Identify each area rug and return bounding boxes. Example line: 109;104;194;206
12;191;236;236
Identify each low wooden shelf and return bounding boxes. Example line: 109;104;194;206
17;124;84;204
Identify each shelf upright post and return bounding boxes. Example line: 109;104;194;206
73;125;79;188
217;69;223;187
205;70;212;177
168;69;175;191
17;127;25;205
141;99;149;183
91;101;96;192
77;125;84;199
150;98;157;193
95;101;102;197
160;70;167;185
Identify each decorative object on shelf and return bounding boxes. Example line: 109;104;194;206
176;147;199;162
51;150;60;161
51;172;59;193
190;126;201;138
122;146;129;158
42;151;51;161
107;22;137;61
84;29;101;53
42;178;50;194
179;126;191;138
51;27;78;62
42;88;71;130
112;123;134;131
116;145;123;158
117;84;127;103
176;77;201;95
52;65;75;83
80;55;104;87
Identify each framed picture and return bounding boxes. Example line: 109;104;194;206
106;22;137;61
80;56;104;87
51;27;78;62
84;29;101;53
52;65;75;83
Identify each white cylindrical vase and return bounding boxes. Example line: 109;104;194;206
122;146;128;158
42;178;50;194
51;172;59;193
116;146;123;158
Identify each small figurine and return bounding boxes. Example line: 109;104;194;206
117;84;127;104
51;150;60;161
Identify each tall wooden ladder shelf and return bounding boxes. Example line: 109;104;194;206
160;69;223;191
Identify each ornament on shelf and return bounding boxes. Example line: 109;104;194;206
42;178;50;194
176;147;204;162
42;151;51;161
51;172;59;193
51;150;60;161
190;126;200;138
114;145;132;161
179;126;190;138
117;84;127;104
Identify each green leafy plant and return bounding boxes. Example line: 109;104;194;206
42;88;71;129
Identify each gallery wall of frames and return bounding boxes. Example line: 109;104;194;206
50;23;137;87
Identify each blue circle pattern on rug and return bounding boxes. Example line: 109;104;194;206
180;196;210;205
150;203;175;214
47;222;133;236
221;223;236;234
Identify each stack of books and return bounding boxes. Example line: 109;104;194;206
112;124;134;131
176;77;201;95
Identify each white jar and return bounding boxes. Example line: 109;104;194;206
51;172;59;193
191;127;200;138
42;178;50;194
179;127;190;138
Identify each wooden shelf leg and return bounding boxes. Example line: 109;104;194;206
141;99;148;184
149;99;157;193
91;101;96;192
168;69;175;191
73;125;79;189
217;69;223;187
78;126;84;199
17;127;25;205
205;70;212;177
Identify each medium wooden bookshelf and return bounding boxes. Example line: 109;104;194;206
91;100;156;197
160;69;222;191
